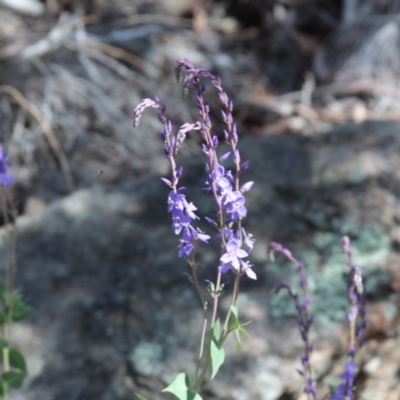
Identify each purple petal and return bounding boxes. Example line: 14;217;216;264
219;152;231;162
240;181;254;192
245;268;257;280
161;178;172;186
220;253;232;264
219;263;231;273
236;248;248;258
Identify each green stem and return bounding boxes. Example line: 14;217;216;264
194;271;240;392
188;250;210;389
2;345;9;400
2;346;9;372
222;271;240;337
192;348;211;392
1;188;16;400
210;272;221;327
193;313;208;389
189;255;205;308
195;269;222;388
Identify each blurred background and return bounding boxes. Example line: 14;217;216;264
1;0;400;399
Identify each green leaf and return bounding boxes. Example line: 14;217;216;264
0;339;9;350
237;325;250;337
11;297;31;322
134;393;148;400
210;339;225;379
0;312;7;326
230;306;239;329
0;282;6;302
2;371;27;389
9;348;27;373
233;321;250;352
230;305;238;318
0;291;31;325
212;319;221;341
234;329;243;351
162;373;202;400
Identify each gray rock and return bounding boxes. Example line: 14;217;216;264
3;121;400;399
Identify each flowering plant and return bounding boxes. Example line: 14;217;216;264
268;237;366;400
0;143;30;400
133;60;366;400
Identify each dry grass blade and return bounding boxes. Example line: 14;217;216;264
123;13;192;28
0;84;74;191
81;40;152;74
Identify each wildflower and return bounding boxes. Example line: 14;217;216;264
271;243;317;399
168;191;198;235
242;228;255;251
304;378;317;398
330;236;366;400
0;146;14;187
240;181;254;193
330;360;357;400
222;228;234;241
178;227;211;258
240;261;257;280
191;228;211;243
178;228;195;257
224;191;247;221
220;238;248;272
212;165;231;194
133;98;159;127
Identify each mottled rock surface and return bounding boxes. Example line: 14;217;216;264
2;121;400;400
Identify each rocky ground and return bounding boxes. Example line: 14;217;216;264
0;122;399;400
1;1;400;400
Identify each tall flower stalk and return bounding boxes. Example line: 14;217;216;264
330;236;366;400
0;143;29;399
269;242;317;400
269;236;366;400
133;60;256;397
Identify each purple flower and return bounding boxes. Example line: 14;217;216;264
329;236;365;400
0;146;13;187
178;227;211;258
220;238;248;272
240;181;254;193
330;360;357;400
212;165;231;193
192;229;211;243
224;191;247;221
219;152;230;163
270;242;317;399
242;228;255;251
178;228;195;257
133;98;159;127
168;191;198;234
304;378;317;398
222;228;234;241
241;261;257;280
241;160;249;171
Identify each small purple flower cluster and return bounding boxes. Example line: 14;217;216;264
342;236;367;347
269;242;317;399
133;60;256;280
330;236;366;400
270;237;366;400
330;360;357;400
134;97;211;261
0;144;13;187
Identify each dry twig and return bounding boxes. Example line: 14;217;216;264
0;85;74;191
